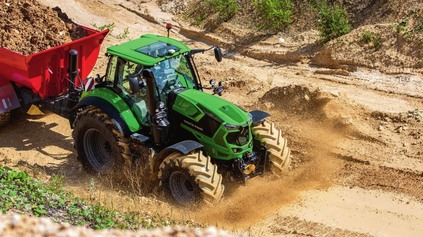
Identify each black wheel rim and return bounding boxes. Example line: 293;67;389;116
169;171;197;205
83;128;113;172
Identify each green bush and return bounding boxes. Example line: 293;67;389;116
361;31;382;49
313;1;351;42
208;0;238;22
0;167;189;230
254;0;293;31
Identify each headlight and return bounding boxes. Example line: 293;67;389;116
248;113;253;124
224;123;240;130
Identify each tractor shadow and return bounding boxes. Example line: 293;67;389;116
0;111;92;187
0;111;162;202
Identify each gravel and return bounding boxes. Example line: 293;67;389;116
0;214;244;237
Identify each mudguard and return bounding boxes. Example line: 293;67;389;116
250;110;271;126
152;140;203;172
70;96;131;136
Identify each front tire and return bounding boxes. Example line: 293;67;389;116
253;121;291;173
0;112;11;126
158;151;224;205
72;107;131;174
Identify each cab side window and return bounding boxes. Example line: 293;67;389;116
105;56;118;84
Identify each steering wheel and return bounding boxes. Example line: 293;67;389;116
161;74;182;94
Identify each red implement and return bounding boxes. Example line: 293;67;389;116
0;26;108;99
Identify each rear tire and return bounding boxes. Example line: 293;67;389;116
158;151;224;205
0;112;11;126
252;121;291;173
72;107;131;174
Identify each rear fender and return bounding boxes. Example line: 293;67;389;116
152;140;203;172
71;94;140;136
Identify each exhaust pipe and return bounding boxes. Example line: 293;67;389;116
143;69;157;116
142;69;170;146
68;49;78;94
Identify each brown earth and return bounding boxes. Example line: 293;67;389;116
0;0;85;55
161;0;423;73
1;0;423;236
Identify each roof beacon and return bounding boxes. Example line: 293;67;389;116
166;23;173;37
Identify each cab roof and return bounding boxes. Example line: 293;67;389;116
106;34;191;66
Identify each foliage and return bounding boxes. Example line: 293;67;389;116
396;9;423;39
92;22;129;39
312;0;351;42
254;0;293;31
361;31;382;49
93;22;116;32
0;167;187;230
116;27;130;39
207;0;238;22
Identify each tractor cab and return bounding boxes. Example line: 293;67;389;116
101;35;202;127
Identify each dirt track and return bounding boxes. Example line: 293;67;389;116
0;0;422;236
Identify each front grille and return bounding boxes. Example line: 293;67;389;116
226;126;250;146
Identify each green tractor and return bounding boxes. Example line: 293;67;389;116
70;32;291;205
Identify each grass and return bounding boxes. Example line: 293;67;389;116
395;8;423;40
93;22;116;32
92;22;130;39
0;166;194;230
254;0;294;31
312;0;351;42
361;31;382;49
208;0;238;22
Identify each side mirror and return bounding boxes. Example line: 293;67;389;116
214;46;222;62
209;79;216;86
129;77;140;93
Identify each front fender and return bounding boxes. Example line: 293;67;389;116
250;110;271;126
152;140;203;172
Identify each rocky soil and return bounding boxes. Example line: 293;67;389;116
0;214;241;237
0;0;84;55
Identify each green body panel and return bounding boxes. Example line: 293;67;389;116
174;89;250;125
173;89;252;161
80;88;141;132
107;34;190;66
181;123;253;161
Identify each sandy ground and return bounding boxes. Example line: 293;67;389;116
1;0;422;236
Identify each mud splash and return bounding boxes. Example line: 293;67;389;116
174;85;352;229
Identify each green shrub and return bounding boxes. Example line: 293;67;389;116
312;1;351;42
254;0;293;31
361;31;382;49
396;12;423;39
208;0;238;22
0;167;190;230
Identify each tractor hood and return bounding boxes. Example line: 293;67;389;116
172;89;250;126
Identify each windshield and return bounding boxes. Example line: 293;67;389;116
150;54;196;96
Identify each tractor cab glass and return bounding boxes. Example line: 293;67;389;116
149;54;196;103
105;56;149;126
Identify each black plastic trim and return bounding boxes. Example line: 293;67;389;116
162;140;203;155
153;140;203;172
250;110;271;126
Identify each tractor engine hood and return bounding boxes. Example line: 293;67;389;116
172;89;250;128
